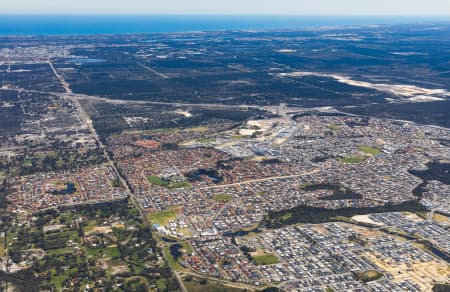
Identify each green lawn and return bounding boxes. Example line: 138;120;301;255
281;212;292;221
86;246;120;258
147;175;169;187
252;254;279;265
49;267;78;290
50;273;68;291
147;175;191;189
156;278;168;291
338;156;366;164
180;242;193;254
168;181;191;189
164;246;182;270
188;126;208;132
47;247;73;256
213;194;233;203
148;210;177;226
231;134;244;140
44;230;79;250
83;220;97;232
359;146;381;156
197;138;216;143
107;246;121;258
0;236;5;257
326;124;341;131
22;159;33;167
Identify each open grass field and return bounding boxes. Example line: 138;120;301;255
178;227;192;237
49;267;79;290
359;146;381;156
147;175;169;187
49;272;68;291
281;212;293;221
47;247;73;256
148;210;177;226
156;278;168;291
83;220;98;232
197;137;216;143
213;194;233;203
147;175;191;189
180;242;193;254
44;230;79;250
164;242;193;271
231;134;244;140
326;124;341;131
87;245;121;258
338;156;366;164
252;253;279;265
0;235;5;257
188;126;209;132
164;246;182;270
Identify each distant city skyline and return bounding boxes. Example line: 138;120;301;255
1;0;450;15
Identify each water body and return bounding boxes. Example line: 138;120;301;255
161;237;177;243
409;161;450;197
409;162;450;185
0;15;448;35
430;246;450;263
51;182;77;195
169;244;183;259
187;168;223;184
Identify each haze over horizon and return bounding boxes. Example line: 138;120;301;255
1;0;450;16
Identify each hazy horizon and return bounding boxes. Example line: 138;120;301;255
1;0;450;16
2;13;450;17
0;15;448;36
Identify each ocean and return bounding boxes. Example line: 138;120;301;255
0;15;447;35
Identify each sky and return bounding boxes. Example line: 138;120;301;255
1;0;450;15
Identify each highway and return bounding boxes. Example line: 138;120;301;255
48;59;189;291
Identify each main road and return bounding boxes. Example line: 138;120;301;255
49;58;189;292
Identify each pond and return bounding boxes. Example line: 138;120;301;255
187;168;223;184
169;244;183;259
